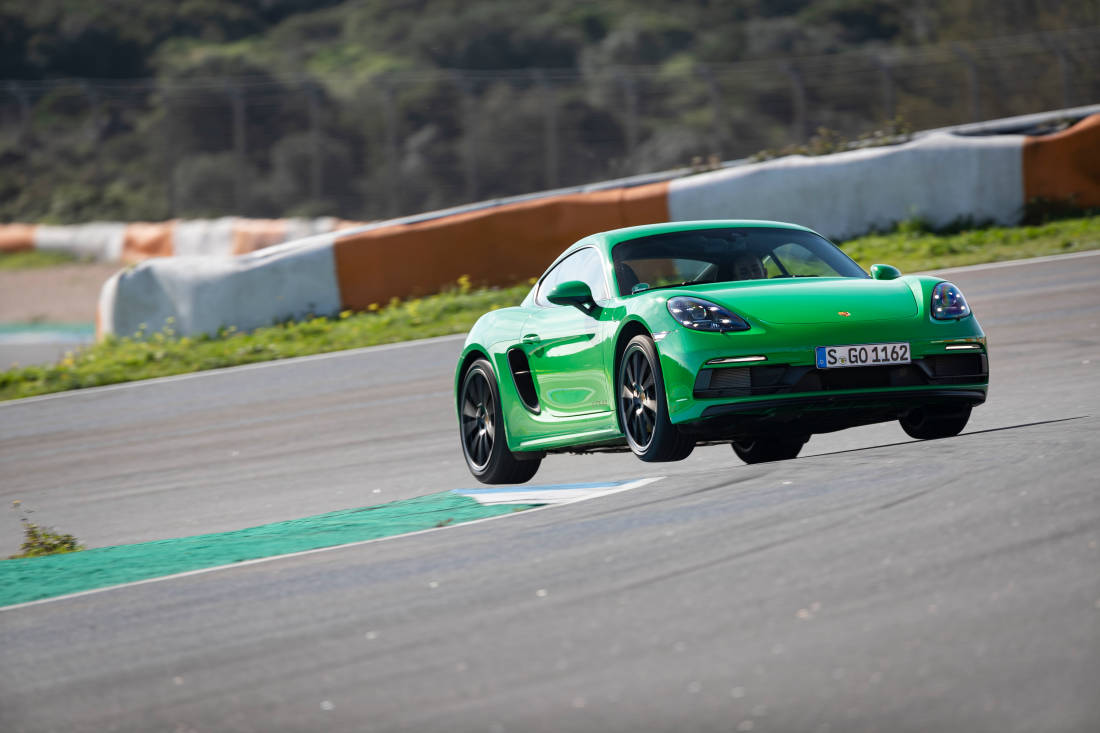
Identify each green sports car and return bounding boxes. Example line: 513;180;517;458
455;220;988;484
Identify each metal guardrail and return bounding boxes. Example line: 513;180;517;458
914;103;1100;137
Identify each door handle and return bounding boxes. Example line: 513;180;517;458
522;333;541;345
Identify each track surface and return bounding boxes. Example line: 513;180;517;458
2;254;1098;731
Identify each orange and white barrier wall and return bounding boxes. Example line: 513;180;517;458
91;113;1100;338
0;217;364;262
669;114;1100;240
98;185;669;337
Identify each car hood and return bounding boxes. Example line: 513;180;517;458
682;278;919;325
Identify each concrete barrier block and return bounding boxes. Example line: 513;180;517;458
1024;113;1100;207
0;224;37;253
100;233;340;338
36;222;127;261
668;133;1025;241
173;218;237;258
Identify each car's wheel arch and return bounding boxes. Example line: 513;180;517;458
457;346;529;452
612;319;653;433
456;347;492;410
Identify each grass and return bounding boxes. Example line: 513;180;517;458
840;214;1100;272
0;276;532;401
0;249;82;269
1;215;1098;402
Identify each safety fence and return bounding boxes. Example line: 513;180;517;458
3;27;1099;224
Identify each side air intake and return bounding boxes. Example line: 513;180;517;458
507;348;540;412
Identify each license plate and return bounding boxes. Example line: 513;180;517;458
816;342;910;368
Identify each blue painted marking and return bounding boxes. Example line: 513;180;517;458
0;322;95;344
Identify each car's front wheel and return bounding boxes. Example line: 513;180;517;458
731;435;808;464
899;405;971;440
459;359;541;484
618;335;694;462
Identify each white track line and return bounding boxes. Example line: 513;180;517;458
456;480;654;505
0;477;663;613
913;248;1100;275
0;332;466;407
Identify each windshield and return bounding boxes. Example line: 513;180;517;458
611;226;868;296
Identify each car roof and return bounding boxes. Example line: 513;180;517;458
564;220;819;259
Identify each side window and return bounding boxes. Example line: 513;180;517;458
535;260;568;306
770;242;835;277
762;254;783;278
573;248;609;301
536;248;608;306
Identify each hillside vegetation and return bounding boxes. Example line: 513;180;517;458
1;1;1097;224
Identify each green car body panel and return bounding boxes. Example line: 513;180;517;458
455;220;987;464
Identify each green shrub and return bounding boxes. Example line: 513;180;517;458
8;502;84;559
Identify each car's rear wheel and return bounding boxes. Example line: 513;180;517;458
460;359;541;484
618;335;694;462
731;435;808;464
899;405;971;440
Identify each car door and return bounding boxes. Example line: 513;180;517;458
522;247;615;418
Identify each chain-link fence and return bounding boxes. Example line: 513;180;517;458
2;27;1098;223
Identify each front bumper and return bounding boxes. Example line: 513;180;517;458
655;315;988;435
680;386;986;440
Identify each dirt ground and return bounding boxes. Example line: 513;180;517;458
0;263;120;323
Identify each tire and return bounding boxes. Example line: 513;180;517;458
899;404;971;440
731;435;807;464
459;359;541;484
617;335;695;462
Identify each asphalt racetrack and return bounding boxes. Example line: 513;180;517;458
2;252;1098;732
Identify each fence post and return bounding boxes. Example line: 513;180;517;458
455;72;479;202
307;82;322;202
161;80;177;216
784;64;808;142
1038;33;1074;110
227;83;247;211
81;81;102;182
1056;48;1072;109
1051;43;1073;110
952;44;981;122
534;70;559;190
875;55;895;121
696;64;725;158
7;81;30;143
380;78;401;218
619;70;639;173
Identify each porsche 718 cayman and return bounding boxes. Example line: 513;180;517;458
455;220;988;483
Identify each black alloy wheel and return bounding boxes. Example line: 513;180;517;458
618;335;694;462
899;404;971;440
731;435;808;464
460;359;541;484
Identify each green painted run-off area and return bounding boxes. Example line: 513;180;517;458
1;492;533;608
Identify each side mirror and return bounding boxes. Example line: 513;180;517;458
870;263;902;280
547;280;599;315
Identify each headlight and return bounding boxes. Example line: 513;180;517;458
931;282;972;320
667;296;750;333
